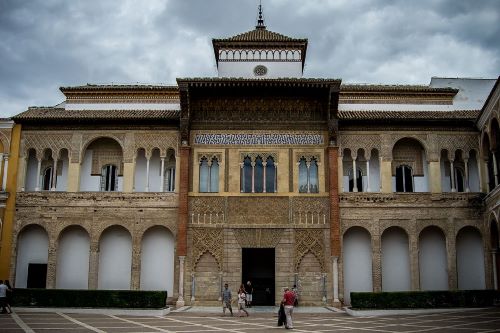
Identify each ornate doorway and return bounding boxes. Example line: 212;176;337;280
242;248;275;305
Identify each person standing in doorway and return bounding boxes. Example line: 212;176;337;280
245;281;253;308
221;283;233;316
282;287;295;329
237;284;249;317
4;280;12;314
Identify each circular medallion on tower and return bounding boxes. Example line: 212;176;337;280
253;65;268;76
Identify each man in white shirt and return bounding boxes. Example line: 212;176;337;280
0;280;11;314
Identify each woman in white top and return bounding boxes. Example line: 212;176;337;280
237;284;249;317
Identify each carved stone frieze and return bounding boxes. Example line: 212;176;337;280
134;133;179;157
191;96;326;123
294;152;321;163
240;152;278;163
194;133;324;145
197;153;223;163
339;134;381;159
189;197;225;225
438;134;479;159
227;197;289;225
22;133;73;159
191;228;223;270
232;228;282;248
292;197;329;225
295;229;325;271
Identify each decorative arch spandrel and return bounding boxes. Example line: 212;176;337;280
191;228;223;271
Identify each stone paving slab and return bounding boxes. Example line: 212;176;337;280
0;307;499;333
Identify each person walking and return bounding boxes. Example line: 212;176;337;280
0;280;11;314
245;281;253;308
282;287;295;329
221;283;233;316
237;284;249;317
292;284;299;307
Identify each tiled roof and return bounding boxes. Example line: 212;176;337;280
213;28;306;43
60;84;178;92
13;107;180;121
338;110;480;120
341;84;458;93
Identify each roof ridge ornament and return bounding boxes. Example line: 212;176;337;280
256;1;266;30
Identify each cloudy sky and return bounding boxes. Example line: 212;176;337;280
0;0;499;118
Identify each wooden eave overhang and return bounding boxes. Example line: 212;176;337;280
176;77;340;89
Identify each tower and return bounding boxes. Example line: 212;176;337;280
212;4;308;78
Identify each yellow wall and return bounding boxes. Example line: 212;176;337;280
0;124;20;279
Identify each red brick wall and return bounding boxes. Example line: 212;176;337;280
177;146;190;256
328;146;341;257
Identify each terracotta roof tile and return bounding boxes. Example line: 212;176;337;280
338;110;480;120
13;107;180;121
213;28;306;43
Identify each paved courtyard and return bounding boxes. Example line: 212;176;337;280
0;307;499;333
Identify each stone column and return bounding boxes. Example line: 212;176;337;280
35;158;42;191
46;241;57;289
450;161;456;192
88;241;99;289
251;161;255;193
160;157;165;192
263;161;267;193
428;160;442;193
145;156;150;192
1;155;8;191
176;256;186;307
240;163;244;192
176;145;190;307
274;163;278;192
0;153;4;190
332;256;340;304
464;158;470;192
306;161;311;193
352;157;358;192
366;159;371;192
51;158;58;191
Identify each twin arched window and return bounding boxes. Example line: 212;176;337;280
199;157;219;193
298;157;319;193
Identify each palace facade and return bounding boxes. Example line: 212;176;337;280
0;14;499;307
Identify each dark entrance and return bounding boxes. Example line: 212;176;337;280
27;263;47;288
242;248;275;306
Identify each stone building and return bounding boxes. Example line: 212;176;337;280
0;11;499;307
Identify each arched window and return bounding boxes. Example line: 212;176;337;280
164;154;176;192
455;167;465;193
242;156;253;193
298;157;319;193
42;167;52;191
101;164;117;191
254;157;264;193
199;156;219;193
396;165;413;192
348;169;363;192
266;156;276;193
